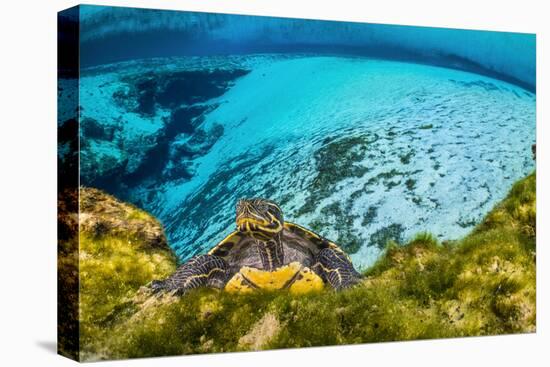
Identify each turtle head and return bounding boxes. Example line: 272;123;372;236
236;198;284;240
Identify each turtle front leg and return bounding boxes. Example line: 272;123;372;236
151;254;229;295
312;248;361;290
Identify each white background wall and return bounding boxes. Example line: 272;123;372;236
0;0;547;366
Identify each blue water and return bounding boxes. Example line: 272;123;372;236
76;5;535;90
60;5;536;269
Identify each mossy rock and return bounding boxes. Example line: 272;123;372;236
75;188;177;360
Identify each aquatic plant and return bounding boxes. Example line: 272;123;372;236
72;188;176;358
296;135;371;217
308;201;363;254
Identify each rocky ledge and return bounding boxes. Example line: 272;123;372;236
58;187;177;360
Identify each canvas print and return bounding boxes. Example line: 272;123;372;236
57;5;536;362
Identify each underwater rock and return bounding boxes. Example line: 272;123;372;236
57;119;79;190
114;69;250;115
58;188;79;242
79;187;172;249
77;187;177;359
79;139;129;192
81;117;119;140
155;69;250;108
57;188;79;359
238;313;282;351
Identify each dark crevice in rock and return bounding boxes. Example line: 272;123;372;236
168;106;207;137
135;78;157;116
115;68;250;117
81;117;119;140
156;69;249;108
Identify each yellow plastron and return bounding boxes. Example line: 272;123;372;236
225;261;324;294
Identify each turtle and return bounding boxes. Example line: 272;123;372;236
151;198;362;295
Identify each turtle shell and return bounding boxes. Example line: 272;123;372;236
208;222;349;270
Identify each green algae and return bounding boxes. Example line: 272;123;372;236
292;134;376;254
309;202;363;254
399;151;414;165
369;223;405;249
295;135;371;217
74;188;177;360
405;178;416;191
361;205;378;226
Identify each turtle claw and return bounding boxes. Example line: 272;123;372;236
149;254;230;296
312;248;362;290
150;280;166;293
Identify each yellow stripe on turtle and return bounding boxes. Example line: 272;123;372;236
183;267;226;288
312;262;343;284
225;262;324;294
208;231;241;256
236;216;282;233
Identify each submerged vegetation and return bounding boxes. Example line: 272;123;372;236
77;173;535;361
72;188;177;359
309;201;363;254
296;134;377;254
296;135;371;218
